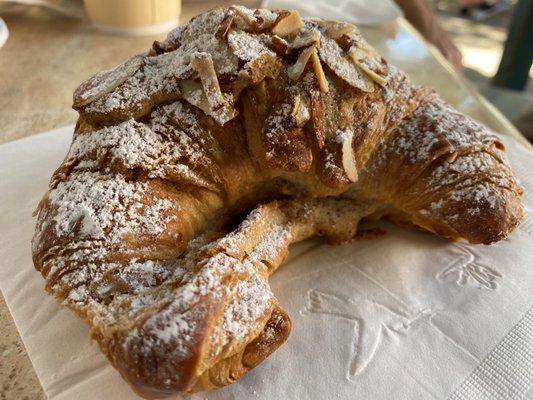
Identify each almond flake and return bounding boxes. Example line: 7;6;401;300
216;10;234;40
271;10;303;37
338;130;358;182
323;22;356;40
310;49;329;92
232;5;257;27
74;55;144;108
287;45;315;81
270;35;289;54
191;52;225;110
348;48;387;87
291;94;311;127
179;80;236;125
227;30;275;62
318;34;374;93
290;29;320;50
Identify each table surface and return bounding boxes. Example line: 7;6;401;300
0;1;530;399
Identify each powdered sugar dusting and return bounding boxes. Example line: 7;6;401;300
74;55;144;107
67;120;164;170
383;93;500;166
452;182;498;210
335;128;353;144
223;275;272;340
48;171;175;241
227;30;275;61
316;27;374;92
131;211;292;356
85;53;182;115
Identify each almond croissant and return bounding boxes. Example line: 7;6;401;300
32;6;524;398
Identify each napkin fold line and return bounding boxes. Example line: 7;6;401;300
449;307;533;399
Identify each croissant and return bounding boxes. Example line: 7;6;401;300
32;6;524;397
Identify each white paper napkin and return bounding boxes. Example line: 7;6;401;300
0;17;9;49
0;126;532;400
262;0;402;26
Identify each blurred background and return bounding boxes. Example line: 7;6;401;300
0;0;531;141
429;0;532;142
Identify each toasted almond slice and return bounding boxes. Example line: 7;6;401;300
356;61;388;87
191;52;225;110
227;30;275;62
216;10;234;40
253;9;278;29
310;49;329;93
350;41;384;66
290;29;320;50
349;45;373;61
231;5;257;26
180;80;236;125
318;35;374;92
337;130;358;182
73;54;144;108
287;45;315;81
271;35;289;54
324;22;356;40
230;6;277;30
309;87;326;149
291;94;311;127
336;34;352;51
272;10;303;37
348;49;387;87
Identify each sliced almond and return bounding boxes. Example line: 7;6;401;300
216;10;234;40
318;35;374;93
190;52;225;110
324;22;356;40
230;6;277;30
349;45;378;63
310;49;329;93
253;9;278;29
270;35;289;54
179;80;236;125
290;29;320;50
231;5;257;27
309;87;326;149
337;130;358;182
356;61;388;87
272;10;303;37
348;48;387;87
336;34;353;51
73;54;144;108
227;30;275;62
209;40;240;77
287;45;315;81
291;94;311;127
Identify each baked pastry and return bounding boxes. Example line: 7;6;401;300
32;6;524;397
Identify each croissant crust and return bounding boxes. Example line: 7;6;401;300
32;6;523;397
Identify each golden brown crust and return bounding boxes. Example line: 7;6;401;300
32;6;523;397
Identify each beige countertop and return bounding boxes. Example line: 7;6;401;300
0;2;530;399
